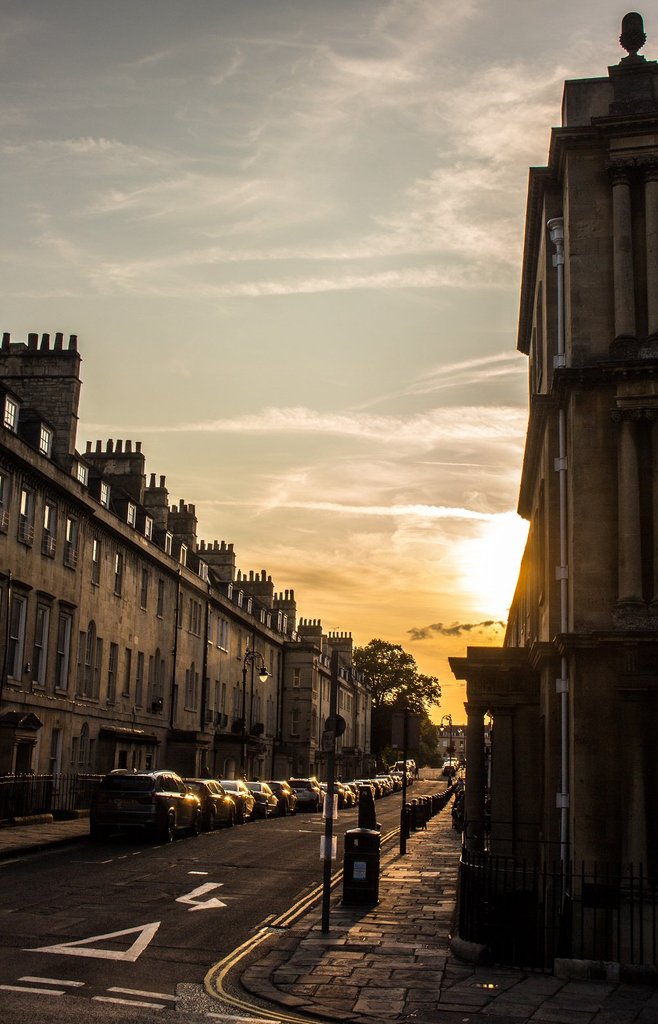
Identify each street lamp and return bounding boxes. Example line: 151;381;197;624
240;648;269;778
441;714;453;771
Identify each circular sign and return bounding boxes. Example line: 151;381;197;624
324;714;347;737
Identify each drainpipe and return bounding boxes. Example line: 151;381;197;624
0;570;12;708
548;216;569;863
169;572;181;731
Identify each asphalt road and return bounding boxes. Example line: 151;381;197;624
0;785;429;1021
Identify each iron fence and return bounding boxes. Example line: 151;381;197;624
0;773;103;822
459;849;658;970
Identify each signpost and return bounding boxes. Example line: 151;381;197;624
391;709;420;856
321;650;340;933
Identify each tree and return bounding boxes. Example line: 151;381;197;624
354;639;441;761
353;638;441;715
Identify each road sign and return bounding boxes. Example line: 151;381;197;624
324;714;346;736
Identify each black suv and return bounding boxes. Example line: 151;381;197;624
90;770;202;842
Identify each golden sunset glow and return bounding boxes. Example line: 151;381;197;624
456;513;529;621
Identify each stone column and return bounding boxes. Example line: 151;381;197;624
610;165;636;345
488;706;514;858
464;702;486;853
615;412;644;608
619;687;648;870
652;415;658;612
645;163;658;341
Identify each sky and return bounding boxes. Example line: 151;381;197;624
0;0;640;721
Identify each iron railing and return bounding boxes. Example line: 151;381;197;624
458;849;658;970
0;773;103;822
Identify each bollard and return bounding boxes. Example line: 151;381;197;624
342;828;380;905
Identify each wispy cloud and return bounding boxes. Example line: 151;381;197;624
405;353;526;396
85;404;527;447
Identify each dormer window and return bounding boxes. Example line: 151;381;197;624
237;590;243;608
179;543;187;566
144;516;153;539
127;502;136;527
164;532;173;555
198;561;208;582
100;482;110;508
39;425;53;457
76;462;88;486
4;396;18;432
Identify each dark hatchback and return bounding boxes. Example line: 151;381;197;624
90;770;202;842
267;780;298;816
183;778;237;830
246;781;279;818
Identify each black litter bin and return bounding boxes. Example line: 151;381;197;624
342;827;380;905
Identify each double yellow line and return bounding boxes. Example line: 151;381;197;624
204;827;399;1022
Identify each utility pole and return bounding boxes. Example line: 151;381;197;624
399;705;409;856
321;648;339;933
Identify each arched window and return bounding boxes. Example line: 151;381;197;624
83;622;101;697
79;722;90;767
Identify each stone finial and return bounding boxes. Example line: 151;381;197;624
620;12;647;60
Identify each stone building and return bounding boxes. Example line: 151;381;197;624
450;15;658;967
0;332;370;782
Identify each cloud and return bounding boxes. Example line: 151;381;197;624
200;498;511;523
405;352;526;396
408;619;507;640
91;405;527;448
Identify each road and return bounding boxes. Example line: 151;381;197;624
0;783;439;1022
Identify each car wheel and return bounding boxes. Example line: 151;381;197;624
226;807;235;828
237;804;245;825
280;800;288;817
209;807;218;831
190;810;201;836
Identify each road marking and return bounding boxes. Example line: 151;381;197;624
29;921;161;961
93;996;166;1009
20;976;85;987
0;984;64;996
188;870;208;875
176;882;227;911
108;986;176;1001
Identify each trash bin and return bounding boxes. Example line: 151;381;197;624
342;827;380;905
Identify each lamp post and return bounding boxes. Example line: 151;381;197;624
441;713;453;771
240;648;269;778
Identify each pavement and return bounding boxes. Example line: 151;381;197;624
1;791;658;1024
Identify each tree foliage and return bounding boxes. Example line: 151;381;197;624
353;638;441;715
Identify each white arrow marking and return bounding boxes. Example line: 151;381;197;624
28;921;160;961
176;882;227;912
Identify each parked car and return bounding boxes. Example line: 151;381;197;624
288;777;322;811
246;781;278;818
267;780;298;816
375;774;395;795
336;781;355;807
320;780;354;809
90;770;202;843
220;779;256;823
183;778;236;830
441;762;457;778
354;779;377;799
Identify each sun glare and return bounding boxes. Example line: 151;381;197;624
457;513;528;619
